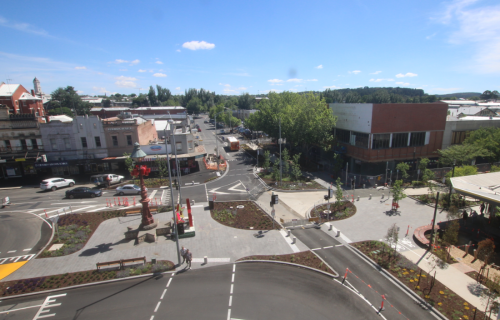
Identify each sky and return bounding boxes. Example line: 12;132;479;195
1;0;499;97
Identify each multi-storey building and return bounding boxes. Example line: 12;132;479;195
0;82;45;117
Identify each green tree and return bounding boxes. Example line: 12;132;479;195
103;99;111;108
437;144;491;166
464;127;500;162
291;153;302;181
186;97;202;114
156;85;172;103
271;160;280;181
442;220;459;246
155;158;169;184
50;86;92;115
282;148;290;177
148;86;157;105
396;162;410;180
123;152;135;178
444;165;477;185
48;107;74;117
263;150;270;169
237;93;255;110
385;223;399;259
392;180;407;205
335;177;343;208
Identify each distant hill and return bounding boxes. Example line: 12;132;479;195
435;92;481;99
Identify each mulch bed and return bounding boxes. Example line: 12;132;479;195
0;260;174;297
310;201;356;221
237;251;335;275
211;201;279;230
258;173;324;190
353;240;485;320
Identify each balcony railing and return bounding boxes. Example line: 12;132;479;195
0;146;44;153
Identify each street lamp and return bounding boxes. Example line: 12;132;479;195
448;159;456;207
168;119;183;205
130;142;157;230
164;129;181;265
214;110;225;172
278;117;286;187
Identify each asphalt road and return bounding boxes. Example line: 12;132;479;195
291;227;437;320
0;263;381;320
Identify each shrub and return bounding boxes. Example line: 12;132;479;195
116;269;131;278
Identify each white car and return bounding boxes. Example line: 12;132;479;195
40;178;75;191
115;184;146;195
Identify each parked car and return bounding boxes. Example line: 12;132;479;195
198;127;202;132
90;174;124;187
66;187;102;199
40;178;75;191
116;184;146;195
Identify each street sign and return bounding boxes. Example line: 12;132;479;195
328;188;334;198
271;208;275;217
271;194;279;205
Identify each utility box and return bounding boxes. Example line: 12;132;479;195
209;200;214;210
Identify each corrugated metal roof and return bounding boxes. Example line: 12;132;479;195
451;172;500;205
0;84;20;96
18;92;42;100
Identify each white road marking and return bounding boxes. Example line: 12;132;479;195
70;206;95;213
150;316;154;320
0;304;43;314
228;295;232;307
227;182;247;193
167;278;172;287
323;246;334;249
87;207;108;212
227;309;231;320
154;301;161;312
232;274;235;283
192;258;230;263
233;264;236;273
33;293;66;320
51;202;96;205
230;284;234;294
7;250;16;253
23;248;32;251
160;289;167;299
279;230;300;253
150;190;158;199
335;244;344;247
311;248;321;251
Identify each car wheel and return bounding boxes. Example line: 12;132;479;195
69;182;74;187
90;194;95;198
51;186;57;191
119;179;124;183
69;195;74;199
119;192;124;196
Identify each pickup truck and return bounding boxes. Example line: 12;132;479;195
91;174;124;187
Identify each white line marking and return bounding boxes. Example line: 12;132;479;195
227;309;231;320
335;244;344;247
7;250;16;253
36;314;56;319
70;206;95;213
323;246;334;249
230;284;234;294
167;278;172;287
23;248;32;251
192;258;230;263
160;289;167;299
150;316;155;320
311;248;321;251
229;295;232;307
279;230;300;253
154;301;161;313
231;274;235;283
191;205;203;208
0;304;43;314
233;264;236;273
13;256;22;262
87;207;108;212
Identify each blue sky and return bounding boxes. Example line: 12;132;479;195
1;0;499;96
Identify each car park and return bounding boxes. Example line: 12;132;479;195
116;184;146;195
40;178;75;191
66;187;102;199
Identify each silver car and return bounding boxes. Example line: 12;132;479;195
40;178;75;191
115;184;145;195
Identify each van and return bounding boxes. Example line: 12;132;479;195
90;174;124;187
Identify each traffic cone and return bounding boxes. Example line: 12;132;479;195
133;197;136;206
118;198;121;206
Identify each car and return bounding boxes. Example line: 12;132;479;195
204;120;208;123
66;187;102;199
198;127;202;132
40;178;75;191
90;174;125;187
116;184;146;195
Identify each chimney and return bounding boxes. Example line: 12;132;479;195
31;89;35;96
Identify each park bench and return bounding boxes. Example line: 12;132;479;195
125;209;141;215
96;260;122;270
414;224;441;247
121;256;146;268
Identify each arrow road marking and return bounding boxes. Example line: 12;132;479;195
207;187;230;195
227;182;247;193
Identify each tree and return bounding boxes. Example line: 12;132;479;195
385;223;399;259
155;158;169;184
186;97;202;114
396;162;410;180
48;107;74;117
123;152;135;178
442;220;459;246
237;93;255;110
50;86;92;115
444;165;477;185
271;160;280;181
335;177;343;208
103;99;111;108
148;86;157;106
156;85;172;103
291;153;302;181
464;127;500;162
392;180;407;206
437;144;491;166
481;275;500;319
282;148;290;178
263;150;270;169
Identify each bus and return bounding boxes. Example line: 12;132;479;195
227;136;240;151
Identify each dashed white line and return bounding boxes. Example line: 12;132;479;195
150;316;155;320
228;295;232;307
311;248;321;251
323;246;334;249
167;278;172;287
227;309;232;320
23;248;32;251
231;274;235;283
230;284;234;294
160;289;167;299
7;250;16;253
0;304;43;314
154;301;161;313
233;264;236;272
335;244;344;247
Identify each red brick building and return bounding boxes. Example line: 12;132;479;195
0;83;45;119
90;106;186;118
330;102;448;176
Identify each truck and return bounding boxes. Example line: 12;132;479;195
227;136;240;151
90;174;124;187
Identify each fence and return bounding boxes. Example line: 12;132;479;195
281;218;312;228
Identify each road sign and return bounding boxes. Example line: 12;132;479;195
271;208;275;217
271;194;279;205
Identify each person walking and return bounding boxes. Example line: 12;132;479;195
185;249;192;269
180;246;187;264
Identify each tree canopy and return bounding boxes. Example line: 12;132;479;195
437;144;491;166
464;127;500;163
49;86;92;116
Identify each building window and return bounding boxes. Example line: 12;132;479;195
409;132;426;147
50;138;58;150
392;133;408;148
112;136;118;146
335;128;350;144
20;139;27;150
126;135;133;146
451;131;470;145
372;134;390;149
352;132;369;148
31;139;38;149
176;142;182;151
81;137;88;148
64;138;71;150
95;136;102;148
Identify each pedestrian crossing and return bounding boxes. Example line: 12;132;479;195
0;254;35;264
161;189;171;206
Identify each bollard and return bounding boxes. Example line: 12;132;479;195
118;198;121;206
363;184;365;189
357;196;360;201
329;224;333;231
204;256;208;264
382;193;384;199
342;268;348;284
292;237;296;244
287;230;291;237
369;194;372;200
474;249;477;259
337;230;340;237
191;199;195;205
114;198;117;206
406;225;410;237
44;210;48;218
133;197;136;206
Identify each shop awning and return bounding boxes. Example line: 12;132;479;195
450;172;500;205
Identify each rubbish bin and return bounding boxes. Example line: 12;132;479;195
177;223;185;235
151;258;157;264
209;200;214;210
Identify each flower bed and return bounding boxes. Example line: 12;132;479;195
353;240;484;320
309;201;356;221
0;260;174;297
211;201;278;230
237;251;335;275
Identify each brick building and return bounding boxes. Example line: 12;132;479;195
90;106;186;118
0;83;45;118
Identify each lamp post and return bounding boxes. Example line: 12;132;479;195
130;142;157;230
164;129;181;265
448;159;456;207
278;117;285;187
214;111;225;172
168;119;183;205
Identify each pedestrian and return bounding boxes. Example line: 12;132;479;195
180;246;187;264
462;210;468;225
480;203;485;215
185;249;192;269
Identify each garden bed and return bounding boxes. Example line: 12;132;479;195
237;251;335;275
258;172;324;190
211;201;279;230
408;194;478;209
353;240;485;320
0;260;174;297
310;201;356;221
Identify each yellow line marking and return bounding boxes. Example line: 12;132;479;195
0;261;28;280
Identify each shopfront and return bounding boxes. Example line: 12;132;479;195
0;158;38;179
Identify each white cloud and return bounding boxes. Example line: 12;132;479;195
176;49;181;52
0;15;51;37
155;61;164;65
369;78;394;82
114;76;138;88
306;79;318;82
92;86;110;94
130;59;140;65
182;41;215;50
315;64;323;69
426;32;437;40
138;69;147;72
223;88;237;93
287;78;303;83
436;0;500;73
323;85;338;89
370;71;382;74
395;82;410;86
175;87;181;90
75;66;86;70
76;90;84;94
115;59;128;64
268;79;284;85
349;70;361;74
153;73;167;77
395;72;418;78
119;68;127;71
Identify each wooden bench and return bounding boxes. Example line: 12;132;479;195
96;256;147;270
125;209;141;215
121;256;146;268
414;224;441;247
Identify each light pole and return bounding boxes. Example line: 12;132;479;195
164;129;181;265
214;110;225;172
448;159;456;207
278;117;282;187
130;143;157;230
168;119;183;206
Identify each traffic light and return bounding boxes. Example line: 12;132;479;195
271;194;279;205
328;188;334;199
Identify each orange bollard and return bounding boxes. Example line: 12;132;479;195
44;210;48;218
118;198;121;206
114;198;117;206
406;225;410;237
155;198;158;206
133;197;136;206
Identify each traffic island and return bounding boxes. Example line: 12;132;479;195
309;201;356;221
210;201;279;230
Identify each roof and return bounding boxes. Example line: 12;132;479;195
449;116;500;121
18;92;42;101
441;100;476;105
451;172;500;205
48;115;73;123
0;84;20;96
136;106;184;110
154;120;170;131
